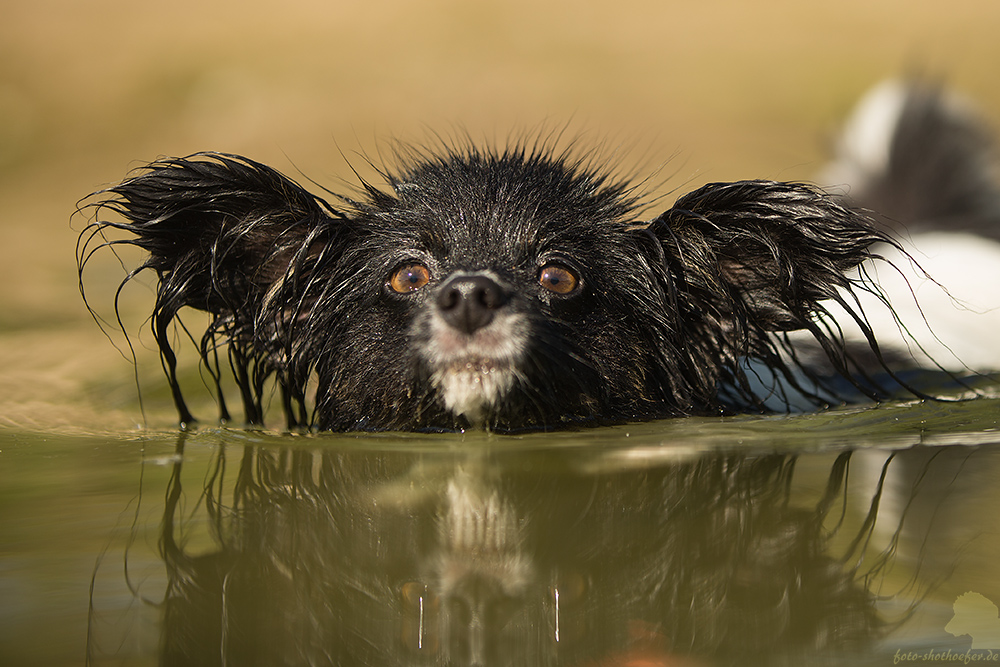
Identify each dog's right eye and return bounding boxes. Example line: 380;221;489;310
389;264;431;293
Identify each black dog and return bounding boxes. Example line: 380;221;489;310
77;82;999;432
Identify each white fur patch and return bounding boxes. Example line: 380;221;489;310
432;361;517;423
821;79;908;194
836;233;1000;371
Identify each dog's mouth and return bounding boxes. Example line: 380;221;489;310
441;357;509;376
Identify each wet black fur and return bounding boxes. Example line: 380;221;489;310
78;144;901;432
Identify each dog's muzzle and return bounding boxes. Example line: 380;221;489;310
422;272;526;424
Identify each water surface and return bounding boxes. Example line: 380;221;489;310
4;395;1000;666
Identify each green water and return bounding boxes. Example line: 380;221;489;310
4;397;1000;666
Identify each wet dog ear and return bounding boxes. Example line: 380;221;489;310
78;153;352;425
645;180;889;334
84;152;349;313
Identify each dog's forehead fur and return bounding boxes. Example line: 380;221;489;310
355;146;640;269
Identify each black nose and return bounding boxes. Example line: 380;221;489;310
436;274;508;335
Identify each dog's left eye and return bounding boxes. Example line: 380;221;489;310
538;264;579;295
389;264;431;293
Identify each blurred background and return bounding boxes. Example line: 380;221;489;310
2;0;999;432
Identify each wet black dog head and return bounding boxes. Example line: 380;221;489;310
79;144;891;431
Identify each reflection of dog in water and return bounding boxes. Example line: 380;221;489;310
147;443;880;665
78;80;1000;431
945;592;1000;649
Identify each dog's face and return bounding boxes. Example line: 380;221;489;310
80;146;892;431
310;151;674;430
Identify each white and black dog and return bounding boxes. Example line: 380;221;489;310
78;81;1000;431
822;81;1000;374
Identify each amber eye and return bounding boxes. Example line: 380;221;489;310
538;264;579;295
389;264;431;293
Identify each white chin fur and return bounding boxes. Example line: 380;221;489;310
432;362;516;424
423;313;527;423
